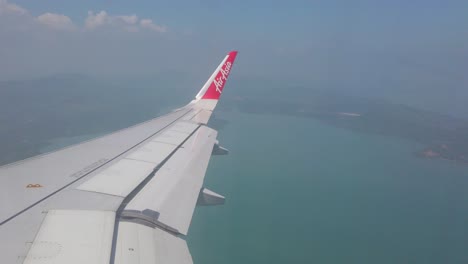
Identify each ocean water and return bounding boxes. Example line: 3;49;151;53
188;110;468;264
26;99;468;263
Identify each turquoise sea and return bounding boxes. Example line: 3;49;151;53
188;110;468;264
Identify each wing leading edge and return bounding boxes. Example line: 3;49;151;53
0;51;238;264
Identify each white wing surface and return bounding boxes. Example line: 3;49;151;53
0;51;238;264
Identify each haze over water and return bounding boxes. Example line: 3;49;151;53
1;0;468;263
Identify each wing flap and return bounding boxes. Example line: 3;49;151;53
115;222;192;264
76;159;156;197
23;210;115;264
122;126;218;235
76;121;200;197
125;141;175;164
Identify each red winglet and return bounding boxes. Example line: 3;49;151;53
196;51;238;100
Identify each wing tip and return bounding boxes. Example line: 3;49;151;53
195;50;238;101
228;50;238;56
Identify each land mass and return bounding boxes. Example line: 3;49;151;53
220;85;468;164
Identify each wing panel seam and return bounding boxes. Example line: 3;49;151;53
0;109;193;226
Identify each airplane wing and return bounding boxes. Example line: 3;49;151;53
0;51;238;264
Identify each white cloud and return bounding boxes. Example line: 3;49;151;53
0;0;27;15
85;10;110;29
37;13;75;31
118;14;138;25
0;0;171;79
85;11;166;33
140;19;167;33
0;1;167;34
0;1;75;31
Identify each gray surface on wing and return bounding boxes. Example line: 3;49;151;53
0;108;197;263
0;108;191;224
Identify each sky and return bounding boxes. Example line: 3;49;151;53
1;0;468;116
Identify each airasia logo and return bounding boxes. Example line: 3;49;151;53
213;61;232;94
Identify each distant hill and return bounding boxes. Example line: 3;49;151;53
221;84;468;165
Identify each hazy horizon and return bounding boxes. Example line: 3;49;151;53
1;0;468;118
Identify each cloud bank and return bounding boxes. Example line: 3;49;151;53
0;0;167;32
37;13;76;31
0;0;176;79
0;0;27;15
84;11;166;32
